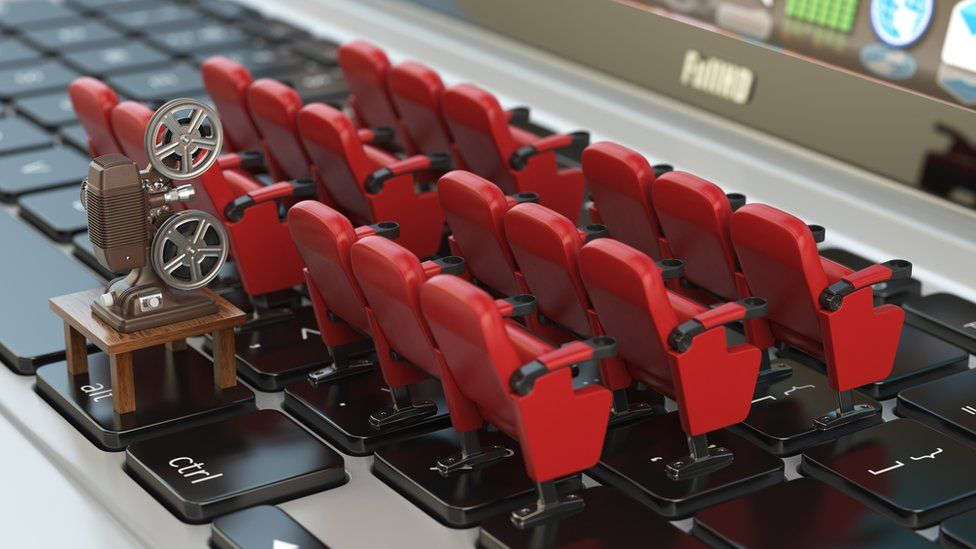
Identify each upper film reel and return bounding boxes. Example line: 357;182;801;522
144;98;224;180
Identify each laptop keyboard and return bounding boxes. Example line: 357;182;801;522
0;0;973;547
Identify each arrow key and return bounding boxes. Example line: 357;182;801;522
212;505;328;549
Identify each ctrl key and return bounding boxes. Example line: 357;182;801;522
212;506;328;549
125;410;347;523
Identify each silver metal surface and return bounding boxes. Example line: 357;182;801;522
144;99;223;180
151;211;228;290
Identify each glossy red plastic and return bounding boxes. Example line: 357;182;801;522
442;83;585;221
437;171;525;296
350;236;442;388
108;101;153;168
288;201;373;348
338;40;414;153
652;171;775;348
581;142;667;259
297;103;445;258
387;60;466;168
730;204;904;392
732;204;905;391
194;167;305;297
580;238;760;436
69;77;121;157
420;275;611;483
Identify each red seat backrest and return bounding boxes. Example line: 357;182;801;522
442;84;526;195
581;142;664;260
505;203;592;337
421;275;612;481
69;77;121;157
298;103;383;222
350;236;440;377
387;61;457;162
438;171;522;296
579;238;700;397
730;204;847;353
288;201;371;333
420;276;526;434
248;78;313;180
109;101;152;167
653;171;740;300
338;40;400;130
201;56;263;152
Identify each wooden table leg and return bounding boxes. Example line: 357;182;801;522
109;352;135;415
64;323;88;376
165;338;187;353
212;328;237;389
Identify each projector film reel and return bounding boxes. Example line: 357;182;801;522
144;98;224;180
151;210;229;290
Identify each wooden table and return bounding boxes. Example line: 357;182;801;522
50;288;246;415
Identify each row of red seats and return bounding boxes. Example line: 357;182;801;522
68;38;912;530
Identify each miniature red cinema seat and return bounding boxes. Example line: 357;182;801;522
651;170;785;380
437;170;537;297
109;101;152;167
730;204;910;430
504;201;656;423
348;235;469;428
69;77;122;157
580;238;766;479
287;201;400;381
338;40;414;154
298;102;449;258
201;57;286;180
420;274;614;527
442;83;588;222
581;141;673;260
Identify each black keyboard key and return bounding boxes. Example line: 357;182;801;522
897;369;976;446
0;117;52;154
238;18;310;43
68;0;153;10
859;324;969;400
904;293;976;354
0;147;89;201
17;91;78;128
148;21;251;56
19;186;87;242
63;42;171;76
109;64;203;103
125;410;347;522
195;0;259;21
60;124;89;152
104;4;200;31
479;486;704;549
942;509;976;548
820;247;922;305
0;209;102;373
694;478;928;548
0;61;80;99
193;44;305;77
278;68;347;103
22;21;125;53
0;1;80;30
801;419;976;528
0;38;42;68
72;232;115;279
291;38;339;66
211;506;328;549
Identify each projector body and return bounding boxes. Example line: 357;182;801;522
82;99;228;333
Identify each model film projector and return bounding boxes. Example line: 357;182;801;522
81;99;229;332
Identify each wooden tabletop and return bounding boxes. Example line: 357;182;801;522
49;288;245;354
